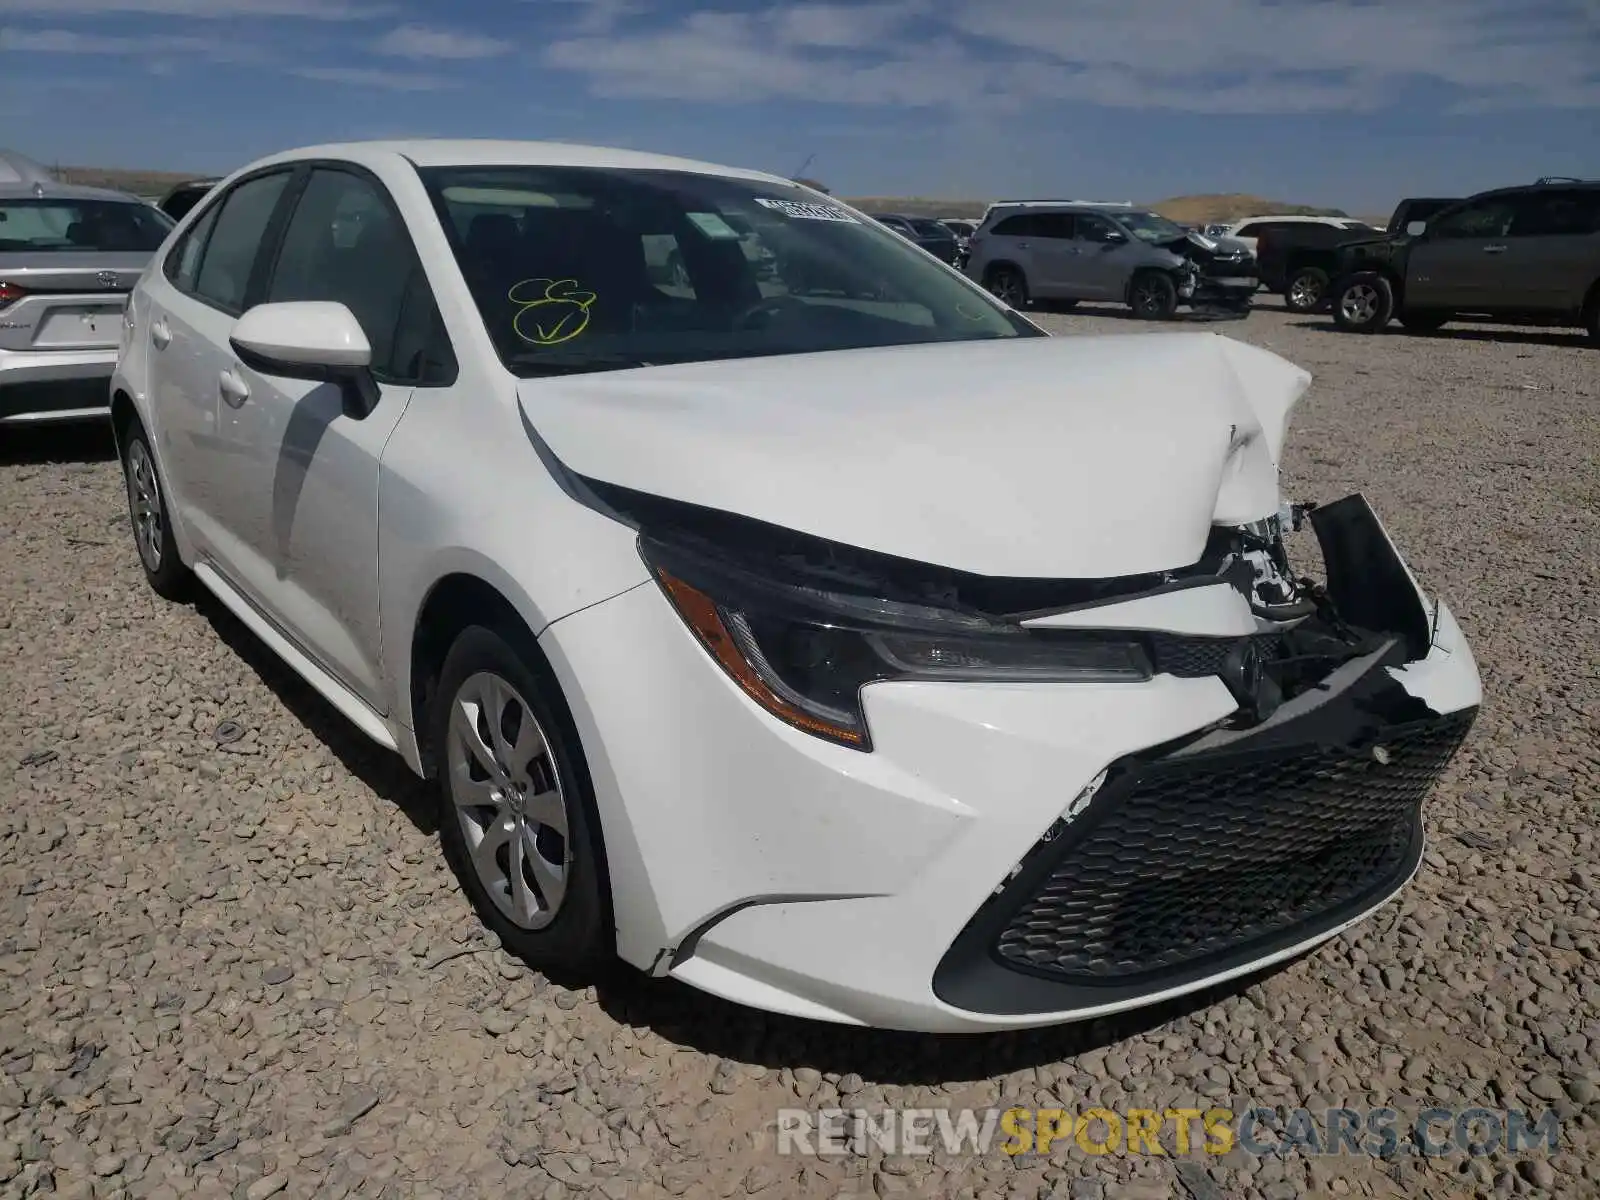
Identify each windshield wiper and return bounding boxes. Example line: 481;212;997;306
507;351;656;377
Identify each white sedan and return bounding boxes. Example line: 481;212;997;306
110;140;1482;1032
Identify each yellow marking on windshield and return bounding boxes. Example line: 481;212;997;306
510;277;598;346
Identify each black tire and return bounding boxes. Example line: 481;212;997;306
1583;288;1600;347
431;624;611;973
984;264;1029;309
1129;271;1178;320
1284;267;1329;314
1398;309;1450;334
120;421;191;600
1331;272;1394;333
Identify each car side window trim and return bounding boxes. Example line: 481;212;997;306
256;158;459;388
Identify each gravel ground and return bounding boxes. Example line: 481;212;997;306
1;304;1597;1200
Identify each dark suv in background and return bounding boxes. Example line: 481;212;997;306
1327;180;1600;343
867;213;960;264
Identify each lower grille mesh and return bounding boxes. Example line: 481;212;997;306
994;710;1474;982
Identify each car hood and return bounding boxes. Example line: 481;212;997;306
518;332;1312;578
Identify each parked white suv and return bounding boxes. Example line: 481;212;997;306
111;140;1481;1032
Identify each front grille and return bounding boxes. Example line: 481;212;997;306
1200;253;1256;278
991;709;1474;983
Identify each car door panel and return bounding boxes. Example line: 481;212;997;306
1497;190;1600;311
140;172;292;558
219;364;414;707
200;164;448;713
1069;214;1131;299
1405;197;1517;310
1025;214;1081;298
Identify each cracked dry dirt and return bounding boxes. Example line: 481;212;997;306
2;305;1598;1200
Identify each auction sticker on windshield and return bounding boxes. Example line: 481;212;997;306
753;198;859;222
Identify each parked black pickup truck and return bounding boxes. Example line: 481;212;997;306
1257;198;1460;313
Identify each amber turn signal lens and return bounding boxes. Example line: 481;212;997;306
655;567;866;747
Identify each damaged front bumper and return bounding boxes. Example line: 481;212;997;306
541;492;1480;1031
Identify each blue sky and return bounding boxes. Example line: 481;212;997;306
2;0;1597;214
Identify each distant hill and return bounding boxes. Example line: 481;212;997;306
52;165;197;199
842;192;1356;224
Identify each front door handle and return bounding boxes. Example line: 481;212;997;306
219;368;250;408
150;318;171;349
1482;244;1508;254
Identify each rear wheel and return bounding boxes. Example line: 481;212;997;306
1129;271;1178;320
984;264;1029;309
1583;287;1600;346
1284;267;1329;313
1331;272;1394;333
120;422;190;600
432;624;611;972
1398;309;1450;334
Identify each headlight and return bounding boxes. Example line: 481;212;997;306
641;535;1152;750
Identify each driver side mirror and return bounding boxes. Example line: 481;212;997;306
1103;229;1127;244
1405;220;1428;237
229;301;380;420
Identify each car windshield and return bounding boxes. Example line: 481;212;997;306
1115;210;1188;243
0;199;173;252
421;166;1038;376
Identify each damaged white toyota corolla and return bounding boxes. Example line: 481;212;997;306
111;140;1481;1032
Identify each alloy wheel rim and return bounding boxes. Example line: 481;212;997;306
1342;284;1378;323
126;440;163;572
1290;276;1322;307
992;273;1021;305
1134;280;1163;313
445;671;570;930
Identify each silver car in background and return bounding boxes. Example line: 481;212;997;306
1;149;173;426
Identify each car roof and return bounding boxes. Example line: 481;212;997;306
1232;214;1351;224
238;139;792;186
0;148;144;202
0;179;146;203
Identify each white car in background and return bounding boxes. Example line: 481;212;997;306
1214;214;1377;255
110;139;1481;1032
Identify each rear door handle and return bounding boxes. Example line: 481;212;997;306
219;368;250;408
1482;244;1508;254
150;318;171;349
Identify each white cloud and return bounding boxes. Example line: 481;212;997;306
0;0;385;16
533;0;654;37
0;26;244;57
373;24;512;59
289;65;457;91
541;0;1600;114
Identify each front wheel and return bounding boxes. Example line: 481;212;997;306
432;625;611;972
1129;271;1178;320
1284;267;1329;313
1331;272;1394;333
121;423;190;600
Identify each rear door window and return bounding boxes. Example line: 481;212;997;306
1507;190;1599;237
989;214;1037;237
1031;214;1076;240
190;171;293;313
